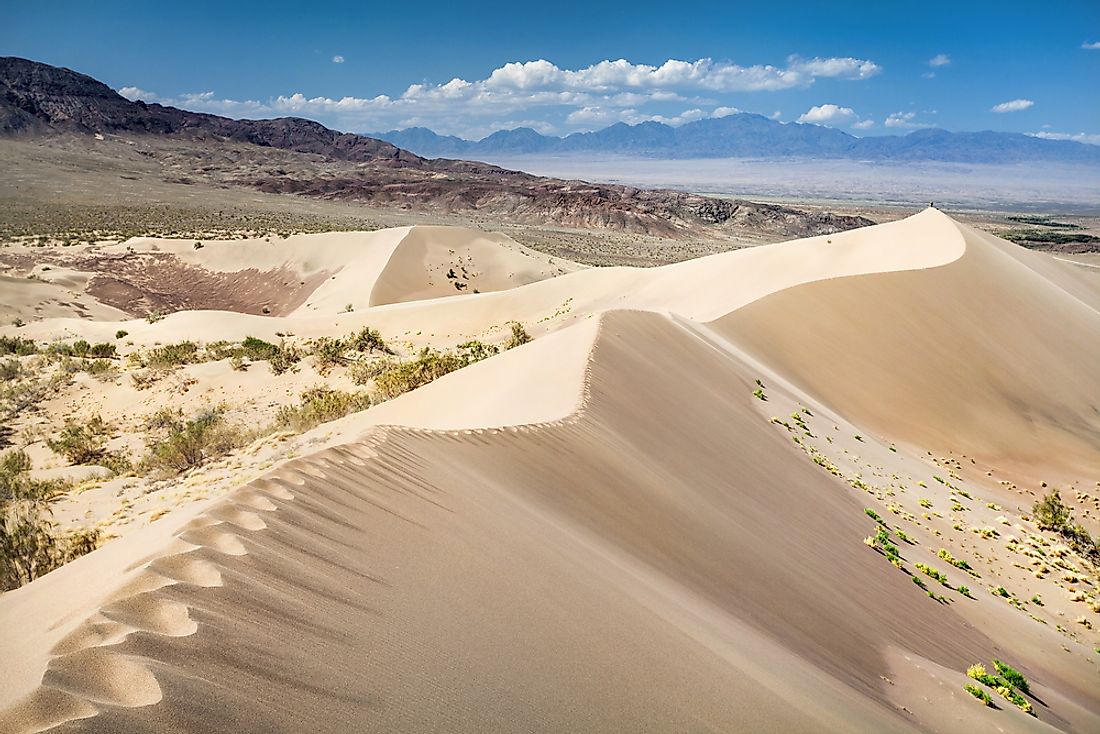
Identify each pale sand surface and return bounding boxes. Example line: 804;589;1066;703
1;209;1099;732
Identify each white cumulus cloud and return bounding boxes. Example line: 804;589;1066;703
928;54;951;67
797;103;856;124
884;111;933;129
111;53;881;137
332;55;345;64
1082;41;1100;50
991;98;1034;113
852;119;875;130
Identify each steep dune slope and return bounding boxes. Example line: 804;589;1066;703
714;219;1100;479
9;311;1086;734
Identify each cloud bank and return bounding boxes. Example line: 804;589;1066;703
117;54;881;137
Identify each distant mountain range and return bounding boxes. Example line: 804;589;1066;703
0;56;873;241
374;116;1100;165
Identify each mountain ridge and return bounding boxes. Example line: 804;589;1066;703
374;114;1100;164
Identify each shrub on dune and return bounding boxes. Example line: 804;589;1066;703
48;415;112;465
276;387;372;433
0;449;99;590
140;409;247;475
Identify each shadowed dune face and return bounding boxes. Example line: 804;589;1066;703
714;222;1100;479
15;312;1093;733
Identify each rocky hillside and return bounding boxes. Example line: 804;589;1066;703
0;56;873;238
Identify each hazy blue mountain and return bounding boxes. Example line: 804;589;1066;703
373;113;1100;164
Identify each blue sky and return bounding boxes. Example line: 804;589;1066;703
4;0;1099;142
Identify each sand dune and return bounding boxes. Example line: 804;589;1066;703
2;209;1099;732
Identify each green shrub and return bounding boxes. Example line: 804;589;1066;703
275;387;372;433
268;343;301;375
142;341;201;369
0;359;21;382
457;340;498;362
141;409;245;475
504;321;531;349
938;548;977;575
373;348;467;401
991;659;1029;695
311;337;349;374
349;358;395;385
966;663;1001;688
87;343;116;359
1;499;100;590
0;336;37;356
1032;489;1099;563
963;684;992;706
241;336;281;361
1033;489;1070;532
0;450;65;504
914;562;949;585
48;416;112;465
996;685;1033;714
348;326;390;354
115;329;128;339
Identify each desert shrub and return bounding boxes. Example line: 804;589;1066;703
457;340;498;362
141;409;245;475
275;387;372;433
991;659;1029;695
995;685;1033;714
0;453;93;589
87;343;116;359
938;548;977;575
966;663;1000;688
504;321;531;349
240;336;281;361
268;343;302;375
914;562;948;585
373;348;466;400
348;326;390;354
83;359;117;378
139;341;201;369
348;358;395;385
0;359;21;382
1;499;100;590
115;329;128;339
0;336;37;356
963;684;992;706
1063;523;1099;561
311;337;349;374
48;415;112;465
0;450;65;504
1032;489;1099;563
1033;490;1070;532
